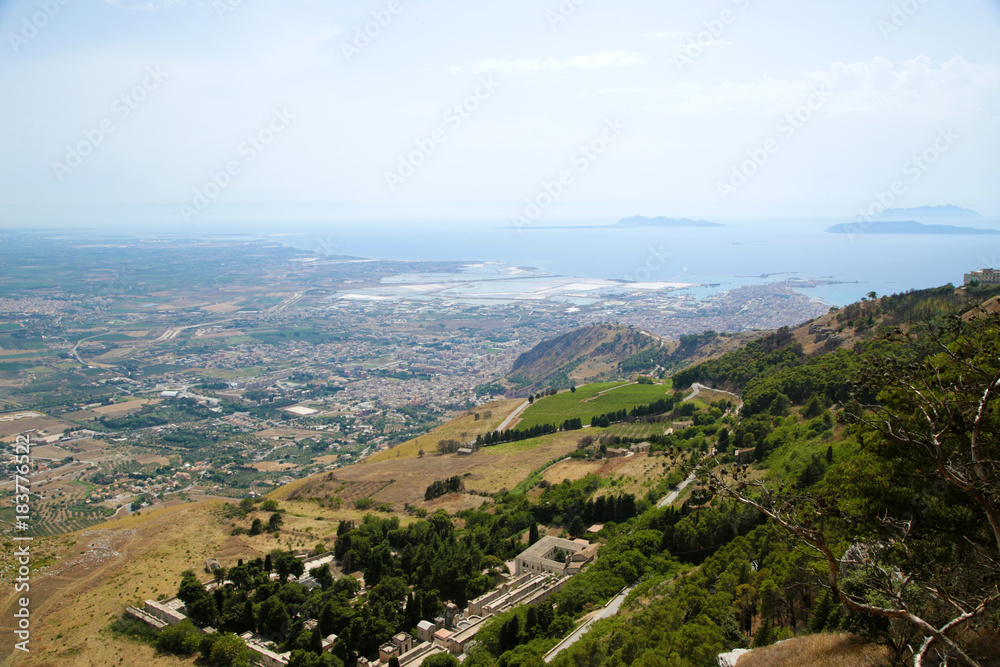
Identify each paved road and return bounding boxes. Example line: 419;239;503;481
495;401;530;432
543;585;635;663
657;471;697;508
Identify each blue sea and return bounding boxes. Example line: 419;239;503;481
274;220;1000;307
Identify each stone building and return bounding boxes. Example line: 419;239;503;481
513;536;597;576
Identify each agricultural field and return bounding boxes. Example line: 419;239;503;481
22;499;116;537
602;421;672;441
285;477;393;507
515;380;675;430
0;411;77;439
539;453;681;501
367;398;524;462
279;429;582;508
0;470;116;537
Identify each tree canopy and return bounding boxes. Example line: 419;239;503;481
707;311;1000;666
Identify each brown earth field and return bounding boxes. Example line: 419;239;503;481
92;348;138;362
541;453;681;500
56;438;111;458
0;417;76;440
21;445;73;461
249;462;298;472
366;398;525;463
91;399;153;417
55;411;99;423
542;459;605;484
277;430;584;509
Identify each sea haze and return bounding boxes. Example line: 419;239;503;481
276;220;1000;307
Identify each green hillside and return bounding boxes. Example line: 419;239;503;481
540;286;1000;667
515;381;676;430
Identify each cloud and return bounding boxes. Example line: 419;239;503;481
596;56;1000;116
474;50;649;74
826;55;1000;116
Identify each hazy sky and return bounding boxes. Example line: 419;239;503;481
1;0;999;228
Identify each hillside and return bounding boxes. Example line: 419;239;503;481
506;324;761;396
506;324;658;394
673;283;1000;395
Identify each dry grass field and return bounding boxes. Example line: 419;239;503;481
279;429;583;510
56;410;99;423
596;455;678;498
22;445;71;461
540;453;682;499
0;415;76;440
543;459;605;484
201;301;245;314
735;633;891;667
249;462;298;472
0;503;230;667
367;399;525;463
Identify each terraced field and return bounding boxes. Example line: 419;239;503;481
28;500;115;536
0;486;114;537
285;476;392;505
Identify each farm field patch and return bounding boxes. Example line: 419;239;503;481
516;381;675;430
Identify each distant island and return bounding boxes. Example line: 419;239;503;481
874;205;982;220
827;220;1000;235
616;215;724;228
